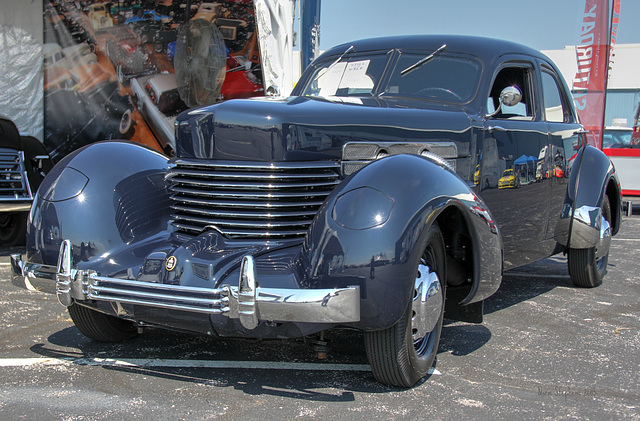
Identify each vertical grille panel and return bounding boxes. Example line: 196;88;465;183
167;160;341;239
0;150;31;199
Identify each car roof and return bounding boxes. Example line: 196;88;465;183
320;34;546;62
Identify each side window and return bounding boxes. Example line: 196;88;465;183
488;66;533;119
541;71;566;123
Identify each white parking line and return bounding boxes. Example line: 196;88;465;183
0;357;371;371
0;357;441;375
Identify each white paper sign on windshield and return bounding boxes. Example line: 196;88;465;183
316;60;372;96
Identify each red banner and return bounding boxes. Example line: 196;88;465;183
573;0;619;149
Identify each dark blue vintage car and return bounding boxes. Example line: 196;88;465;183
11;35;622;388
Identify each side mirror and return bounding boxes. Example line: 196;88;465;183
499;85;522;107
486;85;523;118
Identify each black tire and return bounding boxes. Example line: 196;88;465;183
364;223;446;387
68;303;138;342
0;212;27;246
568;194;611;288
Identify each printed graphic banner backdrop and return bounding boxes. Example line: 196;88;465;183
43;1;267;162
573;0;619;149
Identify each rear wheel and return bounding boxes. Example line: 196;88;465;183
364;223;446;387
68;303;138;342
568;194;611;288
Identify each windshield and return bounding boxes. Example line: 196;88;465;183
299;49;481;104
384;53;481;103
299;53;390;98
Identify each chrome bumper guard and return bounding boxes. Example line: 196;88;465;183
19;240;360;330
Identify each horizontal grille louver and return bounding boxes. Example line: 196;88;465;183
167;160;340;239
0;151;31;199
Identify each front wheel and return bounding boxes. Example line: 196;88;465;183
68;304;138;342
568;194;611;288
364;223;446;387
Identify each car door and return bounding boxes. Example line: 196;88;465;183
538;62;583;240
478;59;553;268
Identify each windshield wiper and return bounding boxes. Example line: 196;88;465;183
316;45;355;79
401;44;447;77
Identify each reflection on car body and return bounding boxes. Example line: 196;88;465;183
498;168;518;189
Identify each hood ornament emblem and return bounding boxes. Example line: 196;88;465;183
165;256;177;272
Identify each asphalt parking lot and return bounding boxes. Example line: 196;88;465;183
1;217;639;420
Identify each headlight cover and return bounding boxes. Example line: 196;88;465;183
332;187;395;230
39;166;89;202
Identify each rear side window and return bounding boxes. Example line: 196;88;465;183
541;70;568;123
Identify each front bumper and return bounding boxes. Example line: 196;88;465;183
11;241;360;330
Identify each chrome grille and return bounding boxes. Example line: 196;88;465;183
0;150;31;199
167;159;341;239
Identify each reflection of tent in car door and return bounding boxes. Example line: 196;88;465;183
514;154;537;184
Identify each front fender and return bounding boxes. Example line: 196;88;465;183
26;141;173;275
299;154;502;331
555;145;622;249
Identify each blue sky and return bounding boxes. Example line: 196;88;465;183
318;0;640;51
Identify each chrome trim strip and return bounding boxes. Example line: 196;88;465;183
169;159;341;171
568;205;602;249
171;204;318;218
168;178;340;190
83;272;360;325
169;168;338;180
595;218;611;260
0;202;32;212
10;255;57;293
56;240;74;307
237;256;259;329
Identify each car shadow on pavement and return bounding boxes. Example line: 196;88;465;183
27;322;463;395
484;255;572;315
28;327;400;395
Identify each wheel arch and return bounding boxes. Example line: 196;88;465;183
555;145;622;249
605;174;622;236
25;141;173;272
301;154;503;330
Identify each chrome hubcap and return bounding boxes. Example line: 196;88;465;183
412;262;443;347
595;217;611;261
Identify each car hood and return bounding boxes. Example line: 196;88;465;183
175;96;475;161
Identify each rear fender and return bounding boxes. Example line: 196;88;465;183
555;145;622;249
299;154;503;331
